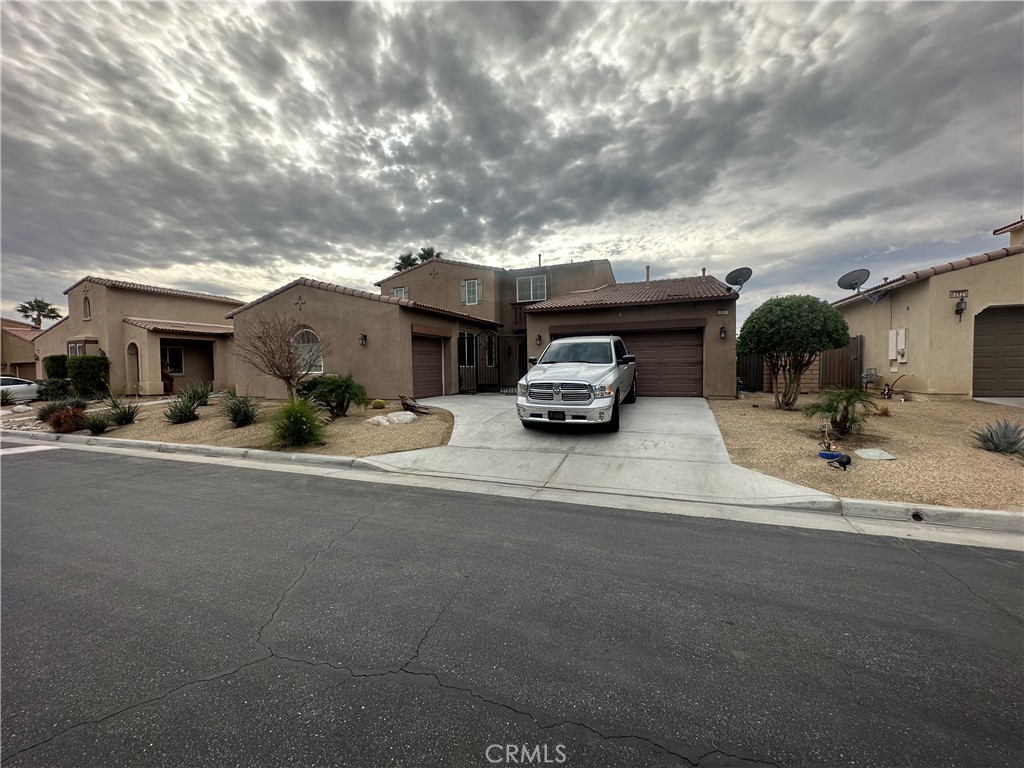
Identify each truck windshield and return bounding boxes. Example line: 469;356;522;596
539;342;613;365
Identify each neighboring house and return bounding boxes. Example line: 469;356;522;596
34;277;244;395
375;256;617;392
227;278;502;400
831;232;1024;400
524;272;739;398
1;317;43;379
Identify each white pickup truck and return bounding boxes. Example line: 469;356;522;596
516;335;637;432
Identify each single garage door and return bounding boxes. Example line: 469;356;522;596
411;335;443;398
619;330;703;397
973;305;1024;397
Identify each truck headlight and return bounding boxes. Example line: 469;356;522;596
517;381;529;396
591;382;615;398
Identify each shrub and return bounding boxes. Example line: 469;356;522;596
221;394;259;427
295;376;322;400
803;388;879;435
38;398;89;424
68;355;110;398
43;354;68;379
164;396;199;424
180;381;212;408
371;399;386;410
269;398;326;448
49;406;86;434
104;394;141;426
0;389;13;406
85;412;110;435
971;420;1024;458
876;404;891;417
37;378;72;401
308;373;368;418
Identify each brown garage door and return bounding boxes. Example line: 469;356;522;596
973;305;1024;397
619;330;703;397
411;335;443;398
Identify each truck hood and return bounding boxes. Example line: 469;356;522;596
525;362;615;382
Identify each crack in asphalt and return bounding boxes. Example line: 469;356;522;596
2;493;407;763
896;539;1023;625
0;654;272;764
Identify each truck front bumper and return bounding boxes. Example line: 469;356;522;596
516;397;615;424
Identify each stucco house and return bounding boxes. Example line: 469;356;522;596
227;278;502;400
1;317;44;379
831;228;1024;399
33;277;243;395
524;271;739;398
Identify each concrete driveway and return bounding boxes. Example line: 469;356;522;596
365;395;836;510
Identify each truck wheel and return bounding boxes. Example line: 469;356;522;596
605;397;620;433
623;375;637;404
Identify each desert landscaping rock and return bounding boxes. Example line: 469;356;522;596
367;415;391;426
386;411;419;424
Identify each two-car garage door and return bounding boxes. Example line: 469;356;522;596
619;330;703;397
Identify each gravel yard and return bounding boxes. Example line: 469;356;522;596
708;392;1024;511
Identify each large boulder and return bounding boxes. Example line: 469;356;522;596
387;412;419;424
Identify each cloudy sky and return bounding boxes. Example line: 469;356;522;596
2;1;1021;328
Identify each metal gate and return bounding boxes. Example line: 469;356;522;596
458;332;528;394
736;353;764;392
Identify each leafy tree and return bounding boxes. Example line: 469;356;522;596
393;245;443;272
232;310;332;399
737;295;849;410
16;298;62;326
803;388;879;435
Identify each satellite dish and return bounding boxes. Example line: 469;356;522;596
837;268;871;292
838;267;887;304
725;267;753;292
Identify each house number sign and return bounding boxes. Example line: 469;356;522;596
716;309;729;316
949;290;968;299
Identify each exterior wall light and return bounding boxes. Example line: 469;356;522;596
535;334;543;346
954;298;967;322
719;326;727;340
358;333;367;346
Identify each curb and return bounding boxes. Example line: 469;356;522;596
4;429;1021;534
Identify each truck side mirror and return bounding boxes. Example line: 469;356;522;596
619;354;636;364
528;356;537;365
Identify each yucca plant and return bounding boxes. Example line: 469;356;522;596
104;394;141;425
38;398;89;424
85;412;110;435
971;419;1024;458
269;398;326;448
164;396;199;424
0;389;14;406
180;381;213;408
221;393;260;428
803;387;879;435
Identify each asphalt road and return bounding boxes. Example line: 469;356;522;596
1;444;1021;768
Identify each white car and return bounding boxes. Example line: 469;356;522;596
0;376;39;403
516;336;636;432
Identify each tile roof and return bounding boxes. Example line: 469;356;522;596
832;244;1024;308
1;317;37;330
2;327;44;342
524;275;737;312
225;277;502;327
64;276;244;305
993;216;1024;235
122;318;235;336
374;257;613;284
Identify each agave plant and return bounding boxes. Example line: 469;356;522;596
164;396;199;424
104;394;141;426
971;419;1024;458
803;387;879;435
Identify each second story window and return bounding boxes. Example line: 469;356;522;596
461;278;482;306
517;275;547;302
83;296;92;319
391;287;409;300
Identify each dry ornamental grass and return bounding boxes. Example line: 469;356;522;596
708;393;1024;512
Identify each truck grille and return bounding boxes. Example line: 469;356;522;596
527;382;592;403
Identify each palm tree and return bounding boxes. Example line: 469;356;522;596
416;246;443;262
393;251;419;272
16;298;63;326
803;388;879;435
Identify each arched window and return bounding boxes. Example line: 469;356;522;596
83;296;91;319
294;328;323;374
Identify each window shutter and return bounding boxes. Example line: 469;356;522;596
460;280;467;306
477;279;483;303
